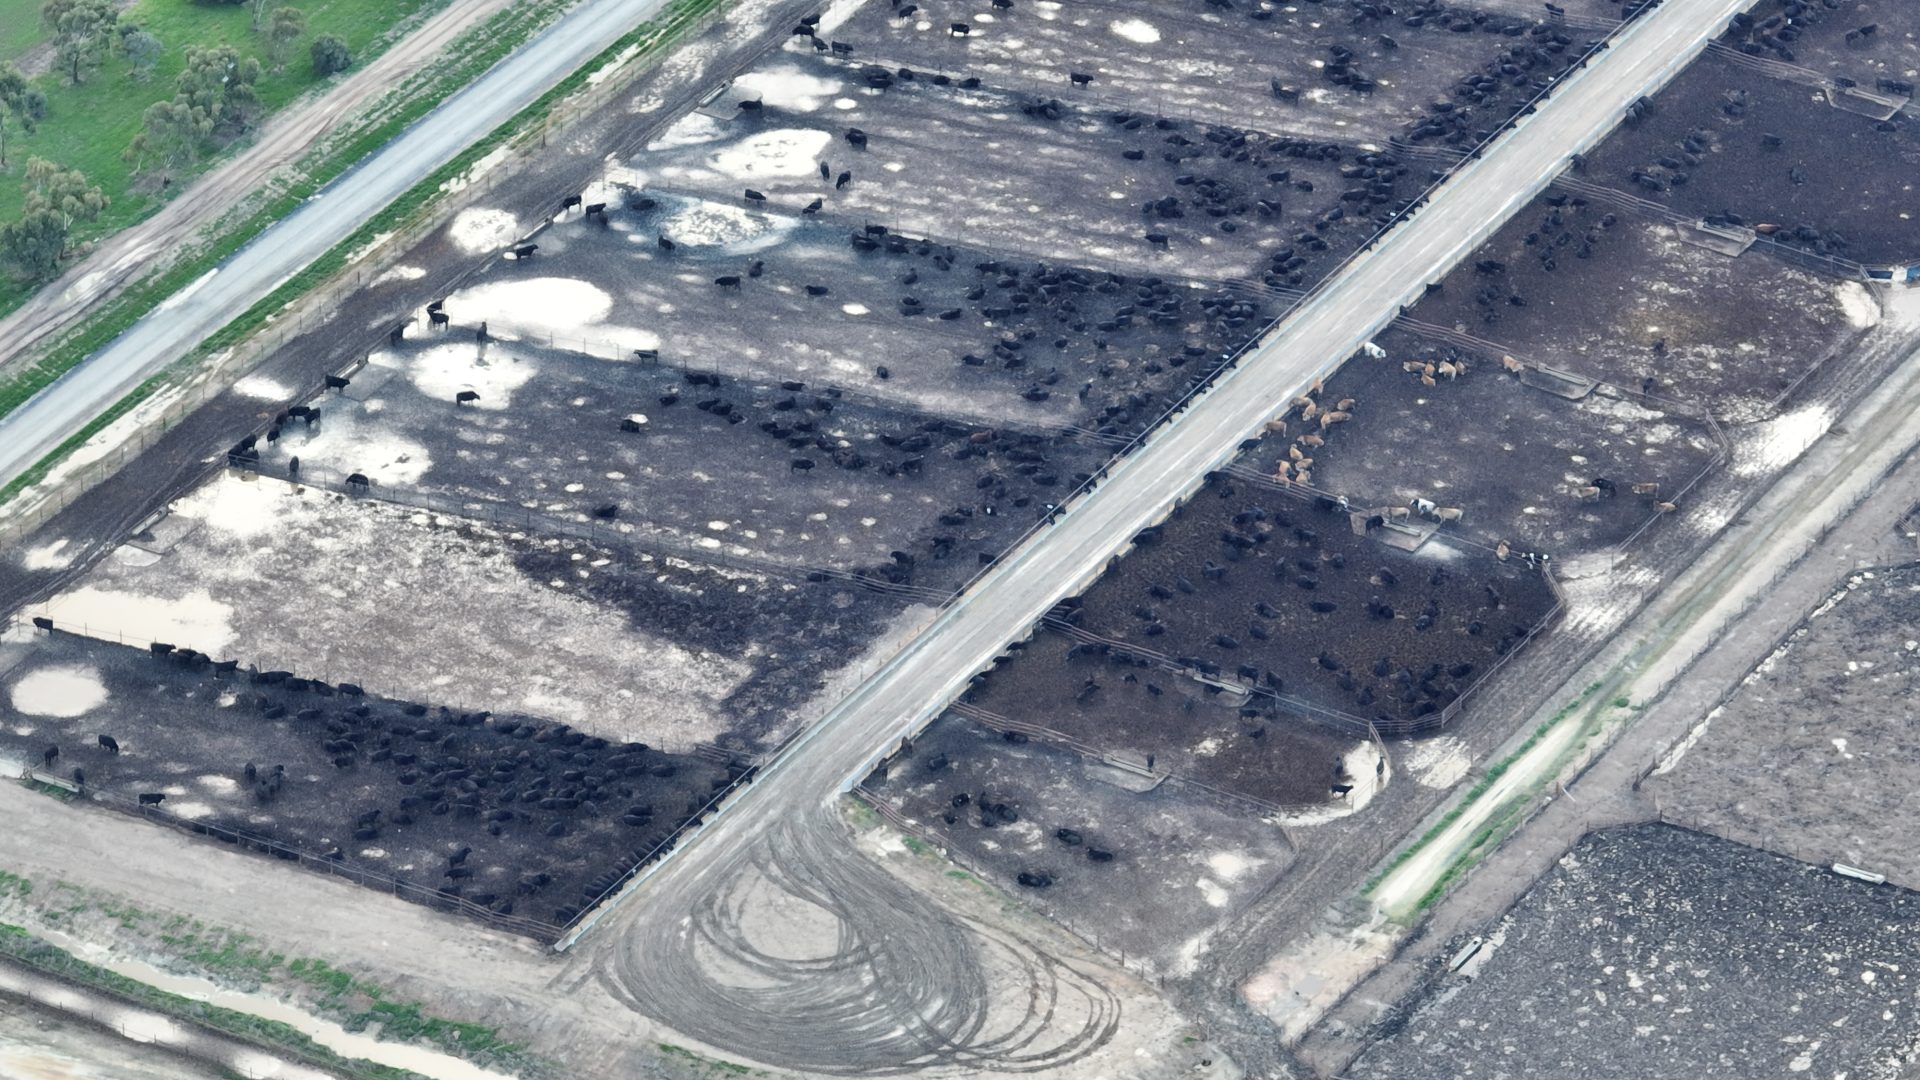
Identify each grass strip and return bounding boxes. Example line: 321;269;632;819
1361;680;1605;899
0;920;421;1080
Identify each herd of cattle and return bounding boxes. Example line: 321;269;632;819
10;632;735;930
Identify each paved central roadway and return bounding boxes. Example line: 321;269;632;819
567;0;1754;955
0;0;711;491
560;0;1758;983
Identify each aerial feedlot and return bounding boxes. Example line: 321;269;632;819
30;474;915;752
1245;335;1724;553
1047;473;1560;732
1347;824;1920;1080
635;51;1425;280
433;189;1273;434
821;0;1605;143
239;334;1112;588
1393;198;1868;422
1730;0;1920;88
0;628;732;933
865;718;1298;978
1653;562;1920;886
1584;50;1920;264
966;628;1377;810
5;0;1915;1072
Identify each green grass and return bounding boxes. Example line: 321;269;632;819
0;0;593;503
0;0;455;311
658;1042;755;1076
0;0;44;64
0;923;420;1080
0;869;31;899
0;0;723;511
1363;681;1605;899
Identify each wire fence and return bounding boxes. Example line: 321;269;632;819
0;0;739;551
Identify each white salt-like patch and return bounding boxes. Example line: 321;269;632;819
403;344;537;410
1738;404;1832;477
282;411;434;486
166;475;289;539
443;277;613;339
833;97;858;110
197;775;239;795
646;112;728;151
10;665;109;717
1834;281;1880;329
841;302;869;315
732;65;843;112
1195;877;1230;908
21;539;75;571
1401;735;1471;789
42;587;237;655
371;265;427;287
232;374;292;401
1207;852;1255;882
709;128;834;179
447;208;520;255
661;202;795;252
1110;17;1160;43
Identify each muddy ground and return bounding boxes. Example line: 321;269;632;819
1723;0;1920;103
236;334;1113;587
26;473;915;752
863;716;1296;979
966;629;1380;810
0;990;221;1080
635;50;1423;280
1345;823;1920;1080
1028;471;1559;732
1585;51;1920;264
1652;561;1920;886
423;189;1269;435
1394;206;1869;423
0;629;731;933
821;0;1594;144
1245;337;1723;554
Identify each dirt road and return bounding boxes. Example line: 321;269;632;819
0;0;520;374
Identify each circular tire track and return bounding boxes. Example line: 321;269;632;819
602;811;1121;1074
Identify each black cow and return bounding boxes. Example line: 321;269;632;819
139;792;166;806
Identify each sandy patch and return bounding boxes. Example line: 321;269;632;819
709;128;833;180
447;208;520;255
731;65;843;112
20;539;75;571
9;665;109;718
400;344;538;410
1110;17;1160;44
232;375;293;401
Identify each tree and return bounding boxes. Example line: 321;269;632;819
265;7;306;72
0;209;68;277
41;0;119;85
118;26;162;82
175;45;262;132
0;67;41;171
0;158;106;277
124;97;212;171
249;0;278;32
310;33;351;77
125;46;260;173
25;157;109;229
